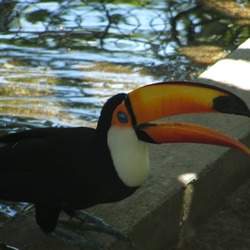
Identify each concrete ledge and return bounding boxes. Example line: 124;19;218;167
90;39;250;249
1;39;250;250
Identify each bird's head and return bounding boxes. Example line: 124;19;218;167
98;81;250;187
109;81;250;152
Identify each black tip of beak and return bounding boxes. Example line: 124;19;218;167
213;95;250;117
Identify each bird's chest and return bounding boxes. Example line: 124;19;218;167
107;126;150;187
65;157;138;209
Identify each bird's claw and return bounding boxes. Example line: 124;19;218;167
53;210;138;250
73;210;137;249
53;227;106;250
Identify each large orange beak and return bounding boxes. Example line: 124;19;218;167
112;81;250;154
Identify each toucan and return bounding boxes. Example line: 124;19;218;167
0;81;250;247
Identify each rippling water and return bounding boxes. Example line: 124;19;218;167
0;1;174;130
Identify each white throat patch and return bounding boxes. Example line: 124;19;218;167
107;126;150;187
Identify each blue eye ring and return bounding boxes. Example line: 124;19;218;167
117;111;128;124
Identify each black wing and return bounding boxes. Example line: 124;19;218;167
0;127;95;203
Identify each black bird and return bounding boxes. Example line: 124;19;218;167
0;81;249;246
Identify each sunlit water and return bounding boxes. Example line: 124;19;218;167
0;1;172;130
0;0;249;219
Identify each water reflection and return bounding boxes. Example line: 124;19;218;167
1;0;249;132
0;58;154;129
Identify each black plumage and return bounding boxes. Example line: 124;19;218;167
0;93;137;233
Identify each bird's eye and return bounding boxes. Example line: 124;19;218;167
117;111;128;124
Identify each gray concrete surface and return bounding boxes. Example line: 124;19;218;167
1;39;250;250
86;39;250;249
